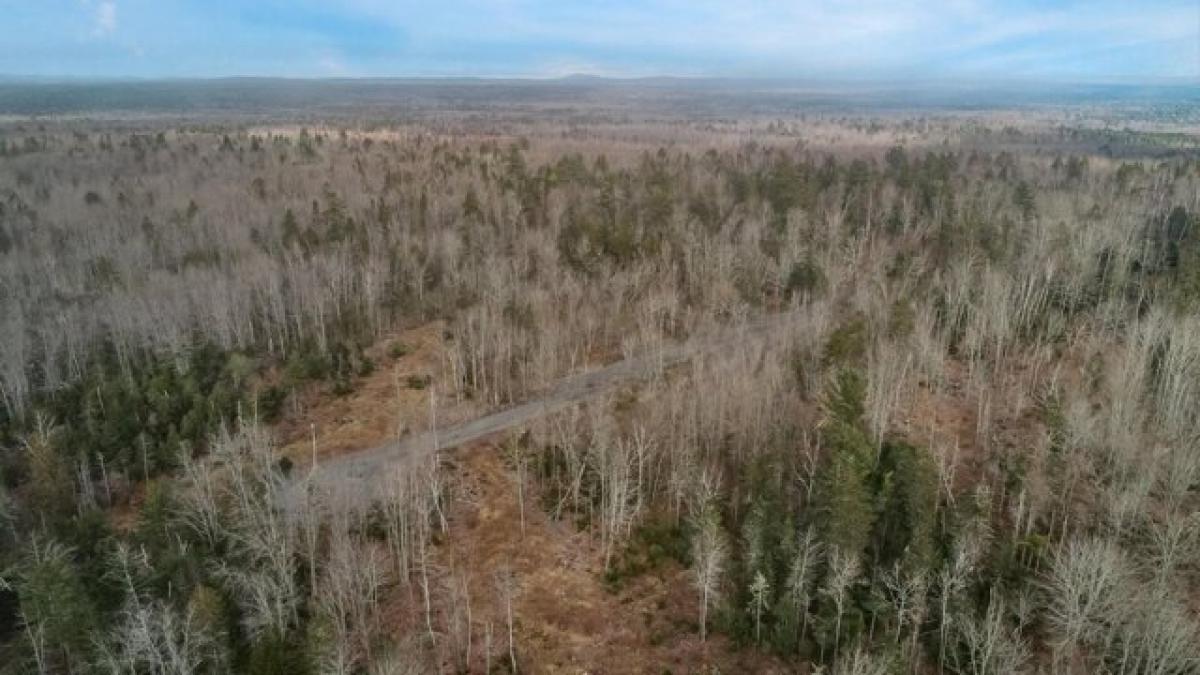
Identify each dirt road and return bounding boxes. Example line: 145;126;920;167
303;310;803;491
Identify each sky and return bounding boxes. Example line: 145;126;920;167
2;0;1197;82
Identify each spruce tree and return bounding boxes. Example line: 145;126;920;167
813;369;875;557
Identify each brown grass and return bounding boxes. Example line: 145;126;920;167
276;322;491;467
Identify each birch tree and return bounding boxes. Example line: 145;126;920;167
691;498;727;642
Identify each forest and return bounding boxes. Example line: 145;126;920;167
1;88;1199;673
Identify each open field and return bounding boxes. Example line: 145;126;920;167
1;81;1199;673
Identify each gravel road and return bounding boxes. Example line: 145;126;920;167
300;310;802;493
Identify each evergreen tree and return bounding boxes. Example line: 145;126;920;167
872;441;939;575
24;418;75;529
1014;181;1036;221
4;538;99;673
811;369;876;556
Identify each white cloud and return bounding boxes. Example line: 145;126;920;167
355;0;1196;78
93;1;117;37
33;0;1196;79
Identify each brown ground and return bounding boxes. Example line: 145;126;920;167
900;358;1050;496
276;321;487;466
383;441;790;674
902;362;989;492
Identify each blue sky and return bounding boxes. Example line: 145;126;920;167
2;1;1197;81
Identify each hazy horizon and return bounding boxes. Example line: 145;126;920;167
2;73;1198;87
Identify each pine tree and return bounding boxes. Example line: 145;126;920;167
873;441;939;575
4;537;98;673
814;371;877;545
814;421;875;556
1014;181;1036;221
24;417;75;529
280;208;301;250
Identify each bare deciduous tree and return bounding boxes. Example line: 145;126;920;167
954;594;1030;675
690;490;727;643
1042;537;1129;667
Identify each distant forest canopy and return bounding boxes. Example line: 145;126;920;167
0;96;1199;673
0;77;1198;122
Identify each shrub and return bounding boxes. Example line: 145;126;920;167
256;385;287;423
786;257;828;298
285;341;331;382
406;374;432;390
824;318;869;366
604;519;690;591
